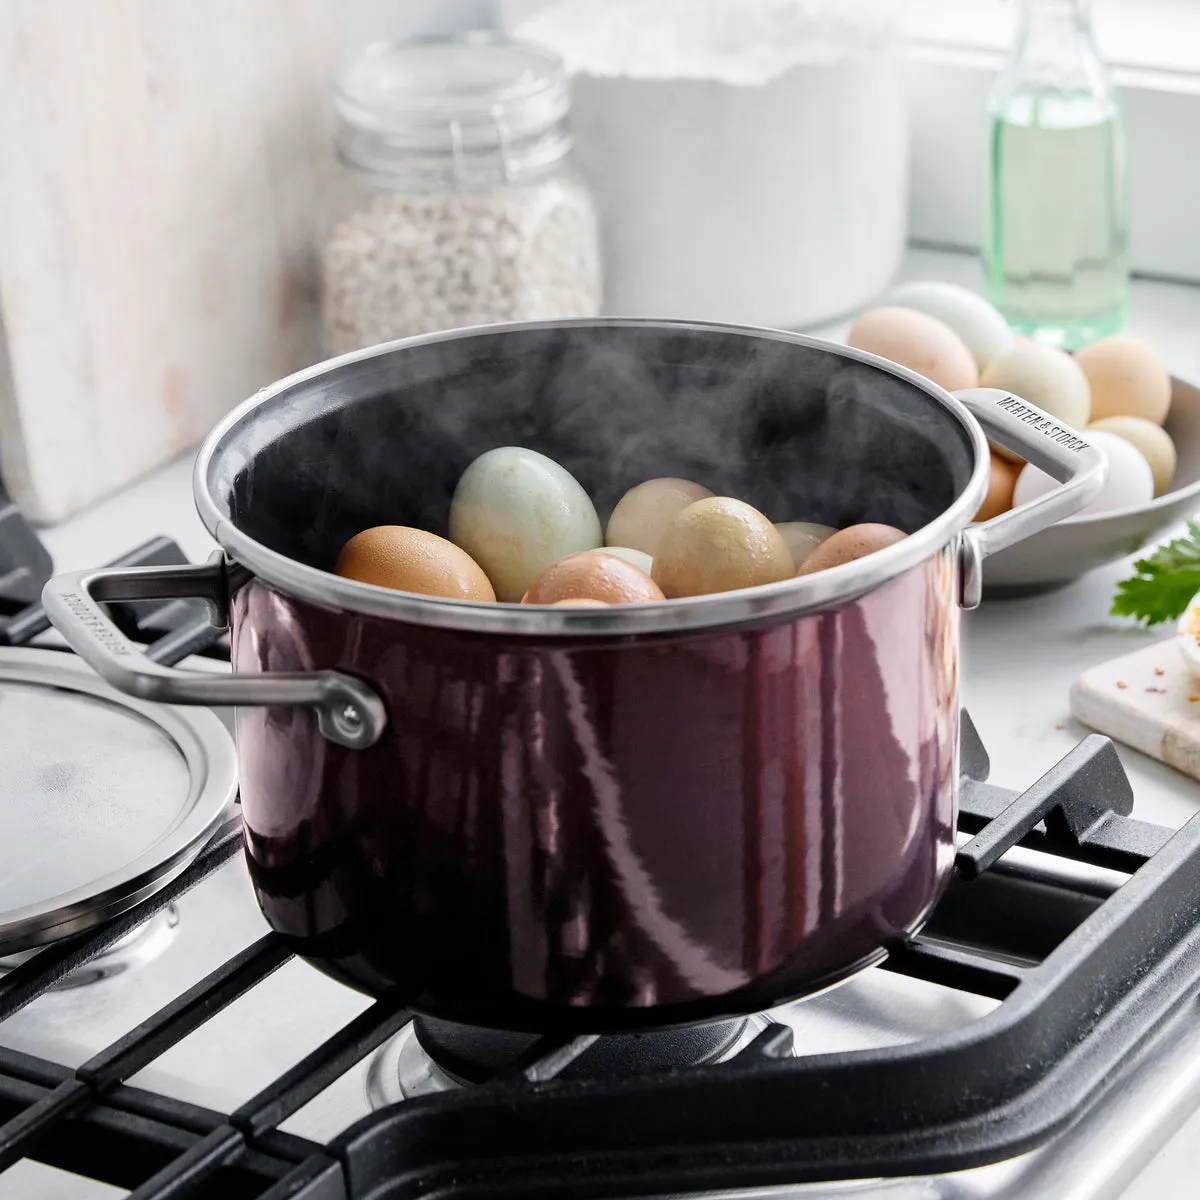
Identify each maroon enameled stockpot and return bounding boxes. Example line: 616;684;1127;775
46;319;1104;1032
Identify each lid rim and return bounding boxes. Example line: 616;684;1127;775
0;647;238;955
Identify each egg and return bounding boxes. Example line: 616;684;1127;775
979;341;1092;455
1087;416;1176;497
335;526;496;601
1012;429;1153;518
846;307;978;392
449;447;601;602
1176;591;1200;681
974;455;1018;522
551;598;610;608
652;497;794;598
775;521;838;569
603;546;655;575
795;524;907;575
606;477;714;556
886;281;1014;371
523;551;665;606
1074;335;1172;426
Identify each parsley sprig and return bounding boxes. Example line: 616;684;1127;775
1112;520;1200;626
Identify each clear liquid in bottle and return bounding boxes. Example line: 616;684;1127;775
983;0;1129;349
986;88;1128;348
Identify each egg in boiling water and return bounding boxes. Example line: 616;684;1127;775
335;526;495;601
449;447;601;602
652;497;794;598
606;477;713;556
1012;429;1152;518
796;524;907;575
523;551;665;606
775;521;838;569
603;546;655;575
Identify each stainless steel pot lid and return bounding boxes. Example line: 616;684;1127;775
0;646;238;954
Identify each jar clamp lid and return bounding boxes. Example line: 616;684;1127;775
335;33;574;188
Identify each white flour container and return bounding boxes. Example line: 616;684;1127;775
511;0;908;329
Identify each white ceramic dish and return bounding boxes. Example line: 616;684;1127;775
983;377;1200;595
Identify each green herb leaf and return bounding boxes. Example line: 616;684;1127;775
1112;520;1200;626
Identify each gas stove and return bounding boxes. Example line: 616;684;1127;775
3;502;1200;1199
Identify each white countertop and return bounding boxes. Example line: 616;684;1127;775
32;247;1200;830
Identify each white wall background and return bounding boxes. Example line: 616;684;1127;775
337;0;1200;281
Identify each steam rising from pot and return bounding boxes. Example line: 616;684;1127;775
215;324;975;575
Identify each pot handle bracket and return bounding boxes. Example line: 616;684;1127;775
954;388;1108;609
41;557;387;749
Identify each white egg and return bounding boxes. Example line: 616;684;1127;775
449;447;602;602
887;281;1015;371
1011;430;1153;520
603;546;654;575
775;521;838;569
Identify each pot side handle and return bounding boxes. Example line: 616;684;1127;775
954;388;1108;609
41;557;387;750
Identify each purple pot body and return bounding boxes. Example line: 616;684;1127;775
231;546;960;1032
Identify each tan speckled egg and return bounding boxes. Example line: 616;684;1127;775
1075;336;1172;426
652;497;794;597
523;551;665;606
335;526;495;601
1087;416;1177;497
551;598;611;608
846;307;979;392
606;477;714;556
974;455;1018;522
980;341;1091;434
796;524;907;575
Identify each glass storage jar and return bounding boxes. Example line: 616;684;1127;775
321;33;602;356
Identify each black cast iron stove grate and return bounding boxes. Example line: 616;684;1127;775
2;508;1199;1198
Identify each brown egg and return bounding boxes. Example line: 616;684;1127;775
975;455;1018;522
550;598;610;608
847;307;979;393
336;526;495;601
1074;336;1171;426
606;477;714;556
796;524;907;575
523;551;665;605
652;497;794;597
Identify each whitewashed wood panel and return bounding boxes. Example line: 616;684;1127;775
0;0;337;522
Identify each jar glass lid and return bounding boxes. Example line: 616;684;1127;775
335;33;573;186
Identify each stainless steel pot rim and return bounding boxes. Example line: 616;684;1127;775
0;646;238;954
194;317;991;635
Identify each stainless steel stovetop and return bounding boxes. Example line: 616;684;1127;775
4;827;1200;1199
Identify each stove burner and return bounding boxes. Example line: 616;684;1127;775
0;908;179;988
366;1013;772;1105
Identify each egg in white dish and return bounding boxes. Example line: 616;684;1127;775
1012;429;1153;519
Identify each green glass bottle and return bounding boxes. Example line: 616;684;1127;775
984;0;1129;349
